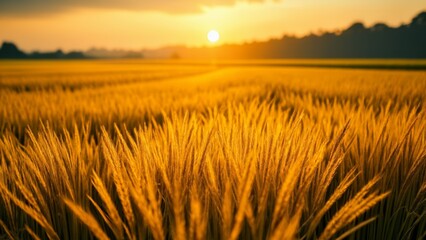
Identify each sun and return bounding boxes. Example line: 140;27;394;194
207;30;220;43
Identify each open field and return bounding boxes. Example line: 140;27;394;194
0;60;426;239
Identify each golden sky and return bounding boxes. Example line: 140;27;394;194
0;0;424;51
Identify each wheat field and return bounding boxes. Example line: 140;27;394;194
0;60;425;239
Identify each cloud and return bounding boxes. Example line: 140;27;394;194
0;0;271;16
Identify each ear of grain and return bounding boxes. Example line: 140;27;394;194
229;153;257;240
307;168;359;238
0;183;59;240
318;177;390;240
91;172;124;239
100;128;134;231
335;217;377;240
270;208;302;240
189;188;207;240
63;198;110;240
222;181;233;239
131;189;165;240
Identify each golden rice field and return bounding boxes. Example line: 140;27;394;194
0;60;425;239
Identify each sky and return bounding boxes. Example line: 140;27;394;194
0;0;425;52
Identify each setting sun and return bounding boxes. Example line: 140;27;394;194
207;30;220;43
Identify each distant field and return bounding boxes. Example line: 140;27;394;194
217;59;426;70
127;59;426;69
0;60;425;239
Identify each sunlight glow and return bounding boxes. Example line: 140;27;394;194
207;30;220;43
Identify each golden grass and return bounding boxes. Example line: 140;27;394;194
0;60;425;239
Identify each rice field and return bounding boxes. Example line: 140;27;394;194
0;60;425;239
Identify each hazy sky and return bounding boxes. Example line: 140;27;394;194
0;0;425;51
